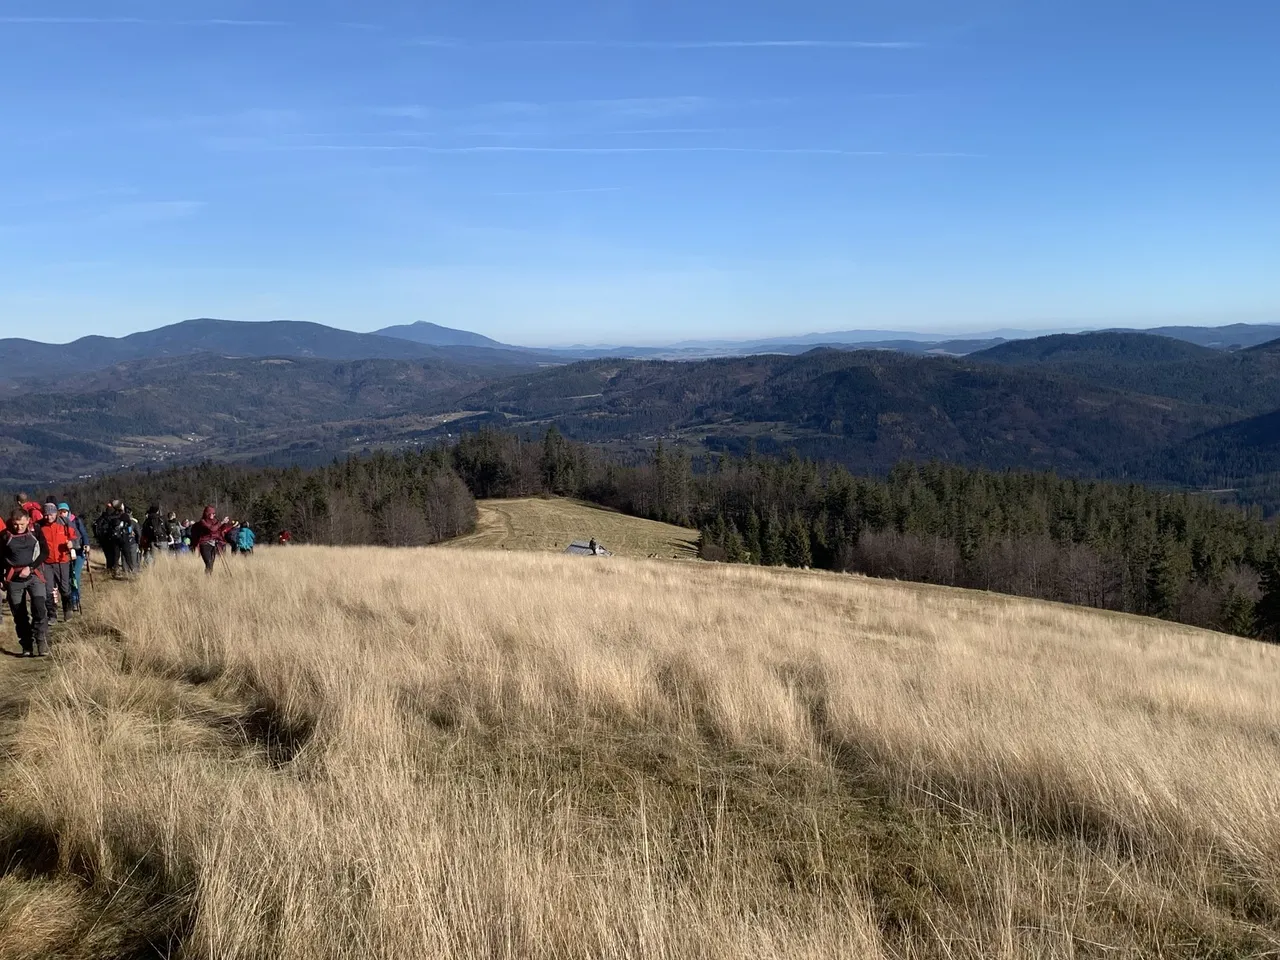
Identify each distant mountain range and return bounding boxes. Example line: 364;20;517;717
0;318;544;384
2;318;1280;511
5;317;1279;386
546;322;1280;359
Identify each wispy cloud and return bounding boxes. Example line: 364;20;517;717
0;17;380;27
487;186;624;196
106;200;207;223
414;38;921;50
377;97;714;120
238;144;975;158
364;97;722;141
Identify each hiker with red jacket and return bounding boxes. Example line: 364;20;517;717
14;495;42;524
38;502;76;622
189;506;233;575
1;508;51;656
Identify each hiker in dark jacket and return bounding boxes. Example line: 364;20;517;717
140;504;165;566
94;502;120;575
119;505;141;575
2;508;51;656
189;506;233;575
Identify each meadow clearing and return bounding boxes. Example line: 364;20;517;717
443;498;699;559
0;546;1278;959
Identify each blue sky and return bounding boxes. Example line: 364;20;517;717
2;0;1278;346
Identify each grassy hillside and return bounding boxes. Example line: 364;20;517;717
445;497;698;558
1;551;1277;958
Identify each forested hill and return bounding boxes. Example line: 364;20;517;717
458;348;1226;473
971;332;1280;414
975;332;1221;365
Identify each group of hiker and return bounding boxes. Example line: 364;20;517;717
95;502;258;573
0;494;266;658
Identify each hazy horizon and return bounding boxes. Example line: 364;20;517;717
7;313;1280;350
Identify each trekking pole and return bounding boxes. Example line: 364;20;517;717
87;560;96;593
217;546;235;578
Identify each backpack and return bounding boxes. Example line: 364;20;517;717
141;513;164;545
92;512;113;544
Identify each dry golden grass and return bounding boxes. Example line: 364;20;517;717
445;498;699;559
1;549;1279;959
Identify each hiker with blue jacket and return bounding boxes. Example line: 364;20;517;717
236;524;256;555
60;503;89;612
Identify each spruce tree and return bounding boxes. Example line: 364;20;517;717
785;513;813;568
725;523;746;563
763;508;786;566
1219;588;1257;639
1254;546;1280;643
1145;539;1180;620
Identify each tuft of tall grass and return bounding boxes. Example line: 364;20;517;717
1;548;1278;959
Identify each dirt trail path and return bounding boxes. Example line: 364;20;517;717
0;634;53;788
0;560;109;779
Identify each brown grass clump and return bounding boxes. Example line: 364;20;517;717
1;548;1278;959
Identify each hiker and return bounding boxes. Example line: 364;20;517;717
93;501;120;575
38;502;75;622
236;523;256;555
119;505;141;574
277;529;292;546
1;508;51;657
140;504;165;566
165;512;183;550
189;507;233;575
15;495;43;523
60;503;89;613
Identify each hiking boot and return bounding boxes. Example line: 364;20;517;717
21;647;33;658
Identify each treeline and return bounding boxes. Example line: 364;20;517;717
34;427;1280;642
452;429;1280;642
49;448;475;548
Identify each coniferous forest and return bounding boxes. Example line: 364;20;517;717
40;427;1280;644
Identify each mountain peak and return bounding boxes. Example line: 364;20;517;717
375;321;508;349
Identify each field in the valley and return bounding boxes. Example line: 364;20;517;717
0;546;1278;959
444;497;699;559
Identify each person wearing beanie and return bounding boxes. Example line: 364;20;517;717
38;502;75;622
